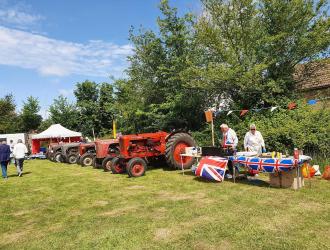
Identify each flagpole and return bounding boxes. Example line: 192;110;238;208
211;119;215;146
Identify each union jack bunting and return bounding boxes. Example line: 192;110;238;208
228;156;299;173
195;156;228;182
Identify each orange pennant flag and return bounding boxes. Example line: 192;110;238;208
204;110;213;122
240;109;249;116
288;102;297;110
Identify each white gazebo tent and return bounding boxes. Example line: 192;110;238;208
31;124;82;153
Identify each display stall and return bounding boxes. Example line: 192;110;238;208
192;149;312;189
31;124;82;154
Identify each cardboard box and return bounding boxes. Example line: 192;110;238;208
269;169;304;189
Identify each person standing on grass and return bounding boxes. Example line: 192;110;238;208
220;124;238;179
244;124;266;155
0;141;11;180
13;139;28;177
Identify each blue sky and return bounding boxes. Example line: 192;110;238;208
0;0;200;116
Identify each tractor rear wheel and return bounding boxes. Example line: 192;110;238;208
126;158;146;177
67;154;78;164
165;133;196;169
54;152;64;163
80;153;94;167
102;156;114;172
110;157;126;174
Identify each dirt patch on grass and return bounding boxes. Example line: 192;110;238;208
94;200;109;207
1;231;28;245
12;210;33;217
72;173;85;176
99;206;138;217
125;185;145;190
153;216;213;242
296;201;325;212
194;241;230;250
256;215;294;232
154;228;171;240
48;223;64;232
150;207;168;220
156;191;206;201
70;210;83;216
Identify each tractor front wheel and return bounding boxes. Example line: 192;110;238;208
102;156;114;172
111;157;126;174
80;153;94;167
165;133;196;169
67;154;78;164
126;158;147;177
54;152;64;163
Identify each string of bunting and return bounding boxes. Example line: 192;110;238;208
205;96;330;119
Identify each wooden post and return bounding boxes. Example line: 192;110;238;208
211;119;215;146
204;110;214;146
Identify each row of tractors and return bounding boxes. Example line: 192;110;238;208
46;131;196;177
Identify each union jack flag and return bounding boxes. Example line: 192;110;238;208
195;156;228;182
228;156;299;173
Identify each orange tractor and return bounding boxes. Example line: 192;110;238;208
93;139;119;169
108;131;196;177
78;142;96;167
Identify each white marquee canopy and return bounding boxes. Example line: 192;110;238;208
32;124;82;140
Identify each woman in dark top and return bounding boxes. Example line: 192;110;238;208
0;141;11;179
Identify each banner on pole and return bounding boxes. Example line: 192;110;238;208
204;110;213;123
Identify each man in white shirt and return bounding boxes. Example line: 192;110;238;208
244;124;265;155
220;124;238;179
220;124;238;149
13;139;28;177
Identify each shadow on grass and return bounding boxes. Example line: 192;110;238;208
7;171;32;178
192;173;270;187
233;178;270;187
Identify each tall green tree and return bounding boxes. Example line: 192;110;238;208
0;94;19;133
98;83;116;135
119;0;207;132
48;95;79;130
20;96;42;132
186;0;330;109
74;80;100;137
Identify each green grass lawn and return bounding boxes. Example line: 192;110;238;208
1;160;329;250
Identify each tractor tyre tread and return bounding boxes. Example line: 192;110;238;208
127;157;147;178
165;133;196;169
80;153;94;167
102;156;114;172
111;157;125;174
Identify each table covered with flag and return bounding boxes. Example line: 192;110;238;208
227;155;307;173
194;155;310;182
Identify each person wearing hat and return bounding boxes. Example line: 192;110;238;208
244;124;266;155
13;139;28;177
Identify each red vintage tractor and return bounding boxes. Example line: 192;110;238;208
93;139;119;169
78;142;96;167
108;131;196;177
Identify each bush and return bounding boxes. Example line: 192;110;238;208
198;101;330;158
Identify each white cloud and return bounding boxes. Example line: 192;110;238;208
0;1;43;29
58;88;74;97
0;9;43;26
0;26;133;77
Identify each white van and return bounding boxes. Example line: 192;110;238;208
0;133;27;145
